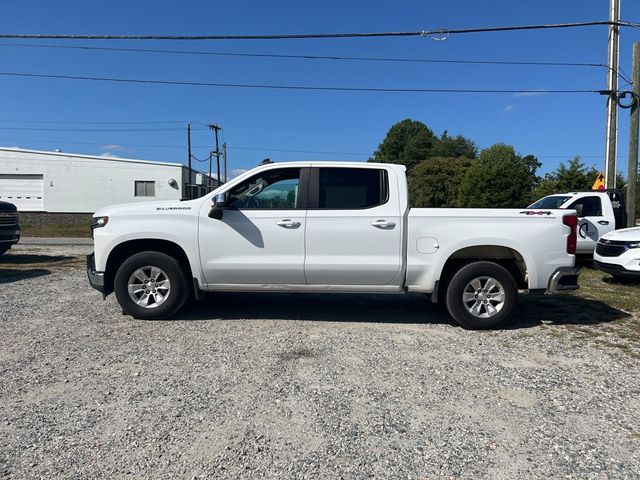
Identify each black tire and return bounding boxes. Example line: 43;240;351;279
0;245;9;257
114;251;190;319
445;261;518;330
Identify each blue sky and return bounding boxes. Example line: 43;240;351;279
1;0;639;177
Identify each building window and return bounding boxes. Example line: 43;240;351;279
135;181;155;197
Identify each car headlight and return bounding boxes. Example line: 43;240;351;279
91;216;109;229
628;241;640;249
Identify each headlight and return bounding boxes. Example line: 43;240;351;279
628;241;640;249
91;216;109;229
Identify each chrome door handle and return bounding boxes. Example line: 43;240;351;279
276;219;301;228
371;219;396;229
598;220;610;225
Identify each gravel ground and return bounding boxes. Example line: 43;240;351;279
1;244;640;479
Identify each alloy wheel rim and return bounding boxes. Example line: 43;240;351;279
462;276;506;318
127;266;171;309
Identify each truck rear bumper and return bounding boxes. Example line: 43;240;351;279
547;266;580;293
87;252;106;295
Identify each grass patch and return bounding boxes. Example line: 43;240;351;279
0;251;83;270
572;263;640;314
509;261;640;359
20;222;91;238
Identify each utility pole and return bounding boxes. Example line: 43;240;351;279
604;0;621;188
223;142;227;183
208;123;222;186
627;42;640;227
186;122;192;200
208;150;213;192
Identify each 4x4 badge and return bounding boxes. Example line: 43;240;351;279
519;211;553;216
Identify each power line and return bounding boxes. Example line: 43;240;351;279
190;152;211;162
0;42;616;68
228;146;369;155
0;42;631;85
0;137;370;155
0;125;184;132
0;118;186;125
3;137;629;161
0;21;635;41
0;71;601;94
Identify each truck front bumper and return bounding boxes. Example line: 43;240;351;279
594;260;640;279
547;266;581;293
0;224;20;246
87;252;106;295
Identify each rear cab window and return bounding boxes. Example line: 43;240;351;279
567;196;603;217
313;167;388;209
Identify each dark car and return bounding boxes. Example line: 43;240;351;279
0;201;20;256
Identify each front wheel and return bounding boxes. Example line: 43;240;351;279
445;261;518;329
114;251;190;319
0;245;9;257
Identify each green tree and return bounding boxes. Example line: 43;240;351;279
408;156;473;207
369;119;437;172
429;130;477;159
615;172;627;193
535;156;599;197
458;144;541;208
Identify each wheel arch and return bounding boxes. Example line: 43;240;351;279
434;245;529;303
104;239;195;296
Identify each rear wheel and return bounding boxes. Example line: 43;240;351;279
114;251;189;319
445;261;518;329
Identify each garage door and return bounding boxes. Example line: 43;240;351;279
0;174;44;211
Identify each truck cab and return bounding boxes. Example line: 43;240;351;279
528;190;626;254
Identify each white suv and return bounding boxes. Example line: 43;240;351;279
594;226;640;279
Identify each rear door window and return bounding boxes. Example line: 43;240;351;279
316;168;388;209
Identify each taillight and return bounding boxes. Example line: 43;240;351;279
563;214;577;254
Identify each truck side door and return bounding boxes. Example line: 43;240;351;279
566;195;614;253
198;167;308;285
304;166;402;286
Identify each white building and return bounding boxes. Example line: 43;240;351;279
0;147;220;212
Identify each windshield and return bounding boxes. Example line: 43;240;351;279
528;196;572;209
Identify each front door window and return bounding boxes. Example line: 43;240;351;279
228;168;301;210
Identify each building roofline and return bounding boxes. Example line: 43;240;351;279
0;146;184;168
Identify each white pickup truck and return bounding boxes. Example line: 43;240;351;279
528;190;627;254
88;162;580;329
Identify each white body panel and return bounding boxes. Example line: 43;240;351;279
92;199;203;285
594;226;640;276
92;161;576;295
198;207;306;284
406;209;573;292
529;192;617;254
304;164;404;286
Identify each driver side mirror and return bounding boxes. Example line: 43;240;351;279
208;193;227;220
